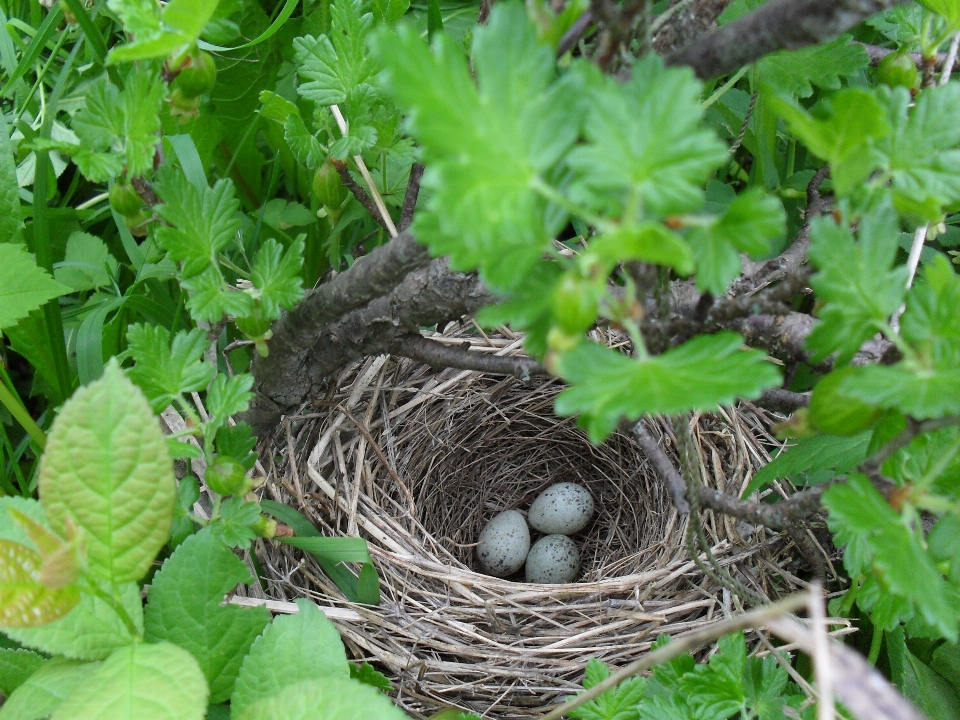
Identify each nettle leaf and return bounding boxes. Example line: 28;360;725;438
126;325;217;413
555;333;780;442
154;172;242;278
825;473;960;640
250;236;306;319
236;676;408;720
755;37;869;98
145;529;271;704
569;659;644;720
0;243;70;330
69;70;164;179
375;4;582;290
230;598;349;718
39;362;176;584
688;189;786;295
0;657;100;720
0;114;24;244
0;646;46;696
566;55;727;217
770;89;890;197
0;540;79;628
52;641;208;720
294;0;378;106
806;207;908;364
54;232;119;292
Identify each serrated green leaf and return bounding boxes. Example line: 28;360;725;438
755;38;869;98
231;598;349;718
825;474;959;639
919;0;960;30
566;55;727;217
843;364;960;418
0;114;24;244
294;0;378;106
888;625;960;720
0;647;46;696
182;266;257;323
688;189;785;295
555;334;780;443
145;528;271;703
108;0;221;63
205;374;254;425
54;232;118;292
806;207;908;364
349;662;393;691
236;676;408;720
682;632;747;718
39;362;176;584
0;244;70;330
0;540;79;628
106;0;161;38
0;657;100;720
210;497;260;549
250;237;306;319
586;224;693;275
51;641;208;720
900;255;960;368
745;431;871;497
285;116;327;171
370;0;408;24
375;5;582;290
154;174;243;279
569;658;643;720
126;325;217;413
3;582;143;660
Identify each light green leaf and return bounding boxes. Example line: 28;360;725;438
888;625;960;720
0;540;79;628
126;325;216;413
370;0;409;24
755;38;869;98
0;647;47;696
0;498;48;550
555;333;781;443
205;374;254;424
585;224;693;275
236;677;408;720
230;599;349;718
0;244;70;330
51;641;208;720
39;362;176;584
0;114;24;244
4;582;143;660
108;0;221;63
0;658;100;720
294;0;378;106
250;236;306;319
918;0;960;30
181;266;256;322
54;232;119;292
144;529;270;704
284;115;327;171
106;0;161;38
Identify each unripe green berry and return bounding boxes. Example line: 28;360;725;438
205;457;249;496
174;51;217;99
109;181;143;218
313;161;349;209
877;52;919;90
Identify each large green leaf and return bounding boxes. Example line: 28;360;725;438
230;599;349;718
0;244;70;331
53;232;119;293
754;38;869;98
0;647;47;696
236;677;408;720
51;642;208;720
0;658;100;720
144;529;271;703
38;362;176;584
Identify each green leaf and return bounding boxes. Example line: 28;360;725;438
555;333;780;443
250;237;306;319
0;114;24;244
569;658;644;720
51;641;208;720
918;0;960;31
375;5;582;290
0;657;100;720
4;582;143;660
183;267;257;323
54;232;119;292
843;364;960;418
932;641;960;696
295;0;378;106
0;647;46;696
108;0;221;63
566;55;727;217
0;244;70;331
205;374;254;427
682;633;748;717
216;423;257;471
126;325;216;413
145;528;271;704
585;224;693;275
171;475;200;549
370;0;409;25
806;207;908;364
106;0;161;38
279;537;372;563
235;677;408;720
755;38;869;98
155;174;243;279
0;540;79;628
688;189;786;295
349;662;393;691
230;598;349;718
210;497;261;549
888;625;960;720
285;116;327;172
39;362;176;584
744;431;871;497
825;474;959;639
769;89;890;197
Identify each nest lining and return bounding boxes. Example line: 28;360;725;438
257;328;807;718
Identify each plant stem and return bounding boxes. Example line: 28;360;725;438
0;380;45;450
82;579;142;640
867;626;883;665
702;66;749;109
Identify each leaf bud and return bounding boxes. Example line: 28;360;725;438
313;160;349;210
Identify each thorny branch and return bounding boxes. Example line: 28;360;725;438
330;159;391;233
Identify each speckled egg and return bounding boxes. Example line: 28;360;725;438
525;534;580;584
476;510;530;577
528;482;594;535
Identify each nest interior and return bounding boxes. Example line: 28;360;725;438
259;329;804;719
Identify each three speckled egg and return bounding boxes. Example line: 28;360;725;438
476;482;593;584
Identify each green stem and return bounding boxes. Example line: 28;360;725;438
82;579;141;640
530;177;607;230
701;66;749;109
867;626;883;666
0;380;45;450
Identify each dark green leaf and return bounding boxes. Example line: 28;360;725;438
125;325;216;413
744;431;871;497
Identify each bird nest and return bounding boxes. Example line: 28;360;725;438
256;327;808;718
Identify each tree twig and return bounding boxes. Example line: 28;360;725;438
755;387;810;414
330;159;390;234
557;9;595;56
392;333;546;380
399;162;424;232
633;423;691;514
